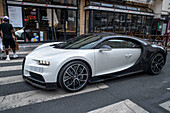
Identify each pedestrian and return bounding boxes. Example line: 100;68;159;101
0;31;3;51
0;16;18;60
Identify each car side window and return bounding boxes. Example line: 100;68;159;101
95;39;141;49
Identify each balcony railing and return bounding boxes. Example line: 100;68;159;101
129;33;170;47
124;0;153;4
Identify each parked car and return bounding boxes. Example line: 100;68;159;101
15;28;34;41
22;33;167;92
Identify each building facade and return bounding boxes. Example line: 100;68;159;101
0;0;169;43
150;0;170;35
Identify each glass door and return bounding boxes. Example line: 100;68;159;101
53;9;65;41
65;10;77;40
53;9;77;41
39;8;52;41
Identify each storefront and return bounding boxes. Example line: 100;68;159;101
7;0;77;42
84;0;154;36
152;14;170;35
6;0;155;42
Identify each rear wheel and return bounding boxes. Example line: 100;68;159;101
58;61;90;92
149;53;165;75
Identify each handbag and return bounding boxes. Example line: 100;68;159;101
15;41;19;51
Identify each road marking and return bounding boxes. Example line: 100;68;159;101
0;75;23;85
9;51;31;54
0;83;108;111
159;100;170;112
0;59;23;64
0;65;22;72
167;88;170;90
88;99;149;113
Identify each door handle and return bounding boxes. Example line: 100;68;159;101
125;54;132;57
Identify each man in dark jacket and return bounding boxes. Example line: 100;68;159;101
0;16;18;60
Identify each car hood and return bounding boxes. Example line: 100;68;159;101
27;42;74;60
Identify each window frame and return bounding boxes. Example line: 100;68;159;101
94;38;142;49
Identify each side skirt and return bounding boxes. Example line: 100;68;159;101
88;70;144;83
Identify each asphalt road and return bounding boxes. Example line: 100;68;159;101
0;52;170;113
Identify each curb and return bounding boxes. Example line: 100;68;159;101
167;48;170;52
18;43;42;51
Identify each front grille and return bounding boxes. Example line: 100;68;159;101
29;72;45;82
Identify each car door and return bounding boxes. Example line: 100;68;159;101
94;38;141;76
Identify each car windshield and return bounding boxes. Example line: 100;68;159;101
53;34;102;49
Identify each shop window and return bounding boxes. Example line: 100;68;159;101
141;16;147;34
146;16;152;34
126;14;132;34
93;11;101;32
39;8;53;41
119;13;127;34
52;9;76;41
108;12;114;32
24;7;39;42
101;12;108;32
131;15;138;33
53;9;65;41
65;10;77;40
136;15;142;34
113;13;120;33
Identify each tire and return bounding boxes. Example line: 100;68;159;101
21;33;29;40
58;61;90;92
148;53;165;75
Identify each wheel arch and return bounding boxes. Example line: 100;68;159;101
57;59;93;84
150;50;166;65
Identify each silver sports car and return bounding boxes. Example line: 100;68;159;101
23;33;167;92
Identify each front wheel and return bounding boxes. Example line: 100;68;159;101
148;53;165;75
58;61;90;92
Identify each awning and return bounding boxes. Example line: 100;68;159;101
7;1;77;10
85;6;154;16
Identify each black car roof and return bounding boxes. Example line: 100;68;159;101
87;32;150;45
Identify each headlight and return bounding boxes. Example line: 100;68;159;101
39;60;50;66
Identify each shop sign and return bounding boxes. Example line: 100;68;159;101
68;17;74;22
8;6;23;28
42;16;49;21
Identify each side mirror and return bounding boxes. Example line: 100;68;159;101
99;45;112;52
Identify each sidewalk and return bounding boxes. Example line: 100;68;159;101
167;47;170;52
18;43;43;51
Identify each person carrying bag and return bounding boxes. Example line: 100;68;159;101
0;16;18;60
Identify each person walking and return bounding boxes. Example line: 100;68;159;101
0;16;18;60
0;31;3;51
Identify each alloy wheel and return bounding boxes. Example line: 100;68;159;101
63;63;89;91
151;53;164;75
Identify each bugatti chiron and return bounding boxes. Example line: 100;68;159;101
23;33;167;92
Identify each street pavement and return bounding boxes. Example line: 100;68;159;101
0;43;170;113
